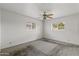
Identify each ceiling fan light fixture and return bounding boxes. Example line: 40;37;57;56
42;11;54;20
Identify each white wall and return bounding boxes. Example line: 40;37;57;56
1;9;42;49
0;9;1;49
44;14;79;45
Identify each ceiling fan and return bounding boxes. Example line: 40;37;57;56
40;11;54;20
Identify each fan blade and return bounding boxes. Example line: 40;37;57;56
47;14;54;16
47;16;53;19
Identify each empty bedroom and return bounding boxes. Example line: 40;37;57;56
0;3;79;56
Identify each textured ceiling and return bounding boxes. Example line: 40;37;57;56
0;3;79;20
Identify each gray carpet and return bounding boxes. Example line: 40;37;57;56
1;39;79;56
